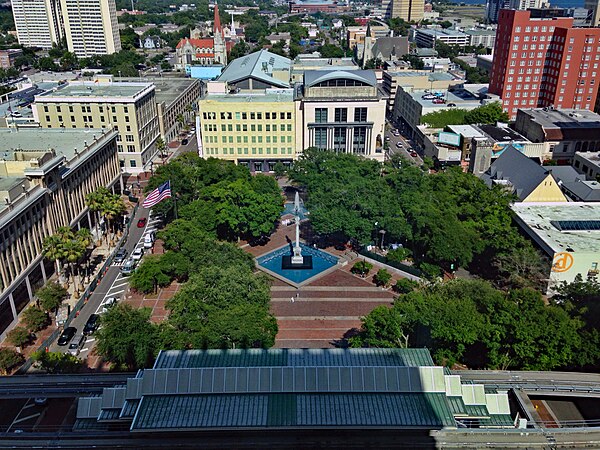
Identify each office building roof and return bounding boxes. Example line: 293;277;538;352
464;29;497;36
417;28;468;38
121;77;198;107
218;49;291;88
512;202;600;253
0;128;110;160
447;124;486;138
478;124;525;141
304;69;377;88
562;180;600;202
518;108;600;140
202;89;294;103
37;81;153;101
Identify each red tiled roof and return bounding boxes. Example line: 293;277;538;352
176;37;214;49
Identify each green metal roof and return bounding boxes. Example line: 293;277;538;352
130;393;456;431
481;414;515;428
153;348;435;369
218;49;291;88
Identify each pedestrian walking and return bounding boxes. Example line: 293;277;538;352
290;297;295;303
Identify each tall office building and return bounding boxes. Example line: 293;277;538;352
586;0;600;26
489;10;600;120
60;0;121;57
12;0;63;49
12;0;120;56
382;0;423;22
486;0;547;23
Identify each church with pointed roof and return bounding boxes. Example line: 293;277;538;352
175;3;229;70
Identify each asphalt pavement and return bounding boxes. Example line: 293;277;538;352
384;123;423;166
51;205;161;357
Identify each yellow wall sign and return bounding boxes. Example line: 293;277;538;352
552;252;574;273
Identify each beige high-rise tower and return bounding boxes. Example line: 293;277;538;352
60;0;121;57
383;0;424;22
12;0;63;49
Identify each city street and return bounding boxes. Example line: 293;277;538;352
50;204;162;360
384;122;422;166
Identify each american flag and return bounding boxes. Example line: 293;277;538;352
143;180;172;208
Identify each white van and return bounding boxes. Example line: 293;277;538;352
143;231;156;249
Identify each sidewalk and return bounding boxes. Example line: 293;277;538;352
2;196;138;371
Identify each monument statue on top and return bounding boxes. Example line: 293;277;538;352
291;192;304;265
282;191;313;270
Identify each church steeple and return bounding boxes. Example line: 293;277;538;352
214;3;222;35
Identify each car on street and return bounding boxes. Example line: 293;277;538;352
121;258;136;276
421;94;436;100
57;326;77;346
447;103;457;107
137;218;147;228
34;398;47;405
83;314;100;335
410;151;418;157
68;335;85;356
181;138;189;145
101;297;118;314
432;99;445;104
396;142;403;148
114;248;127;263
131;248;144;261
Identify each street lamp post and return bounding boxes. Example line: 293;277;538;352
379;229;386;250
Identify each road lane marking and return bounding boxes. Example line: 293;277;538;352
13;413;41;424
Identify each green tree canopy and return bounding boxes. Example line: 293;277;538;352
95;304;158;370
0;348;24;375
352;280;588;370
21;307;48;332
32;351;82;374
36;281;68;312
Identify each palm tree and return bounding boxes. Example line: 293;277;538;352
102;195;126;247
156;137;166;161
62;238;84;287
42;234;66;281
76;228;93;287
86;188;110;243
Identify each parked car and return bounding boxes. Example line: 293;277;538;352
410;151;418;157
101;297;118;314
114;248;128;263
121;258;136;276
83;314;100;335
447;103;457;107
68;335;85;356
137;218;147;228
432;99;445;104
143;231;156;249
421;94;436;100
181;138;189;145
34;398;47;405
396;142;403;148
57;327;77;346
131;248;144;261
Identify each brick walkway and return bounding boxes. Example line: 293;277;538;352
247;221;402;349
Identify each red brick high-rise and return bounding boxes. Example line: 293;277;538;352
490;10;600;120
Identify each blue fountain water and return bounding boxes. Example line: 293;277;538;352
257;243;338;284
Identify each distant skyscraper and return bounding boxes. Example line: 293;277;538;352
383;0;424;22
12;0;120;55
60;0;121;57
585;0;600;26
12;0;63;49
486;0;547;23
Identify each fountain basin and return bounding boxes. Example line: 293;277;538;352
257;243;338;285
